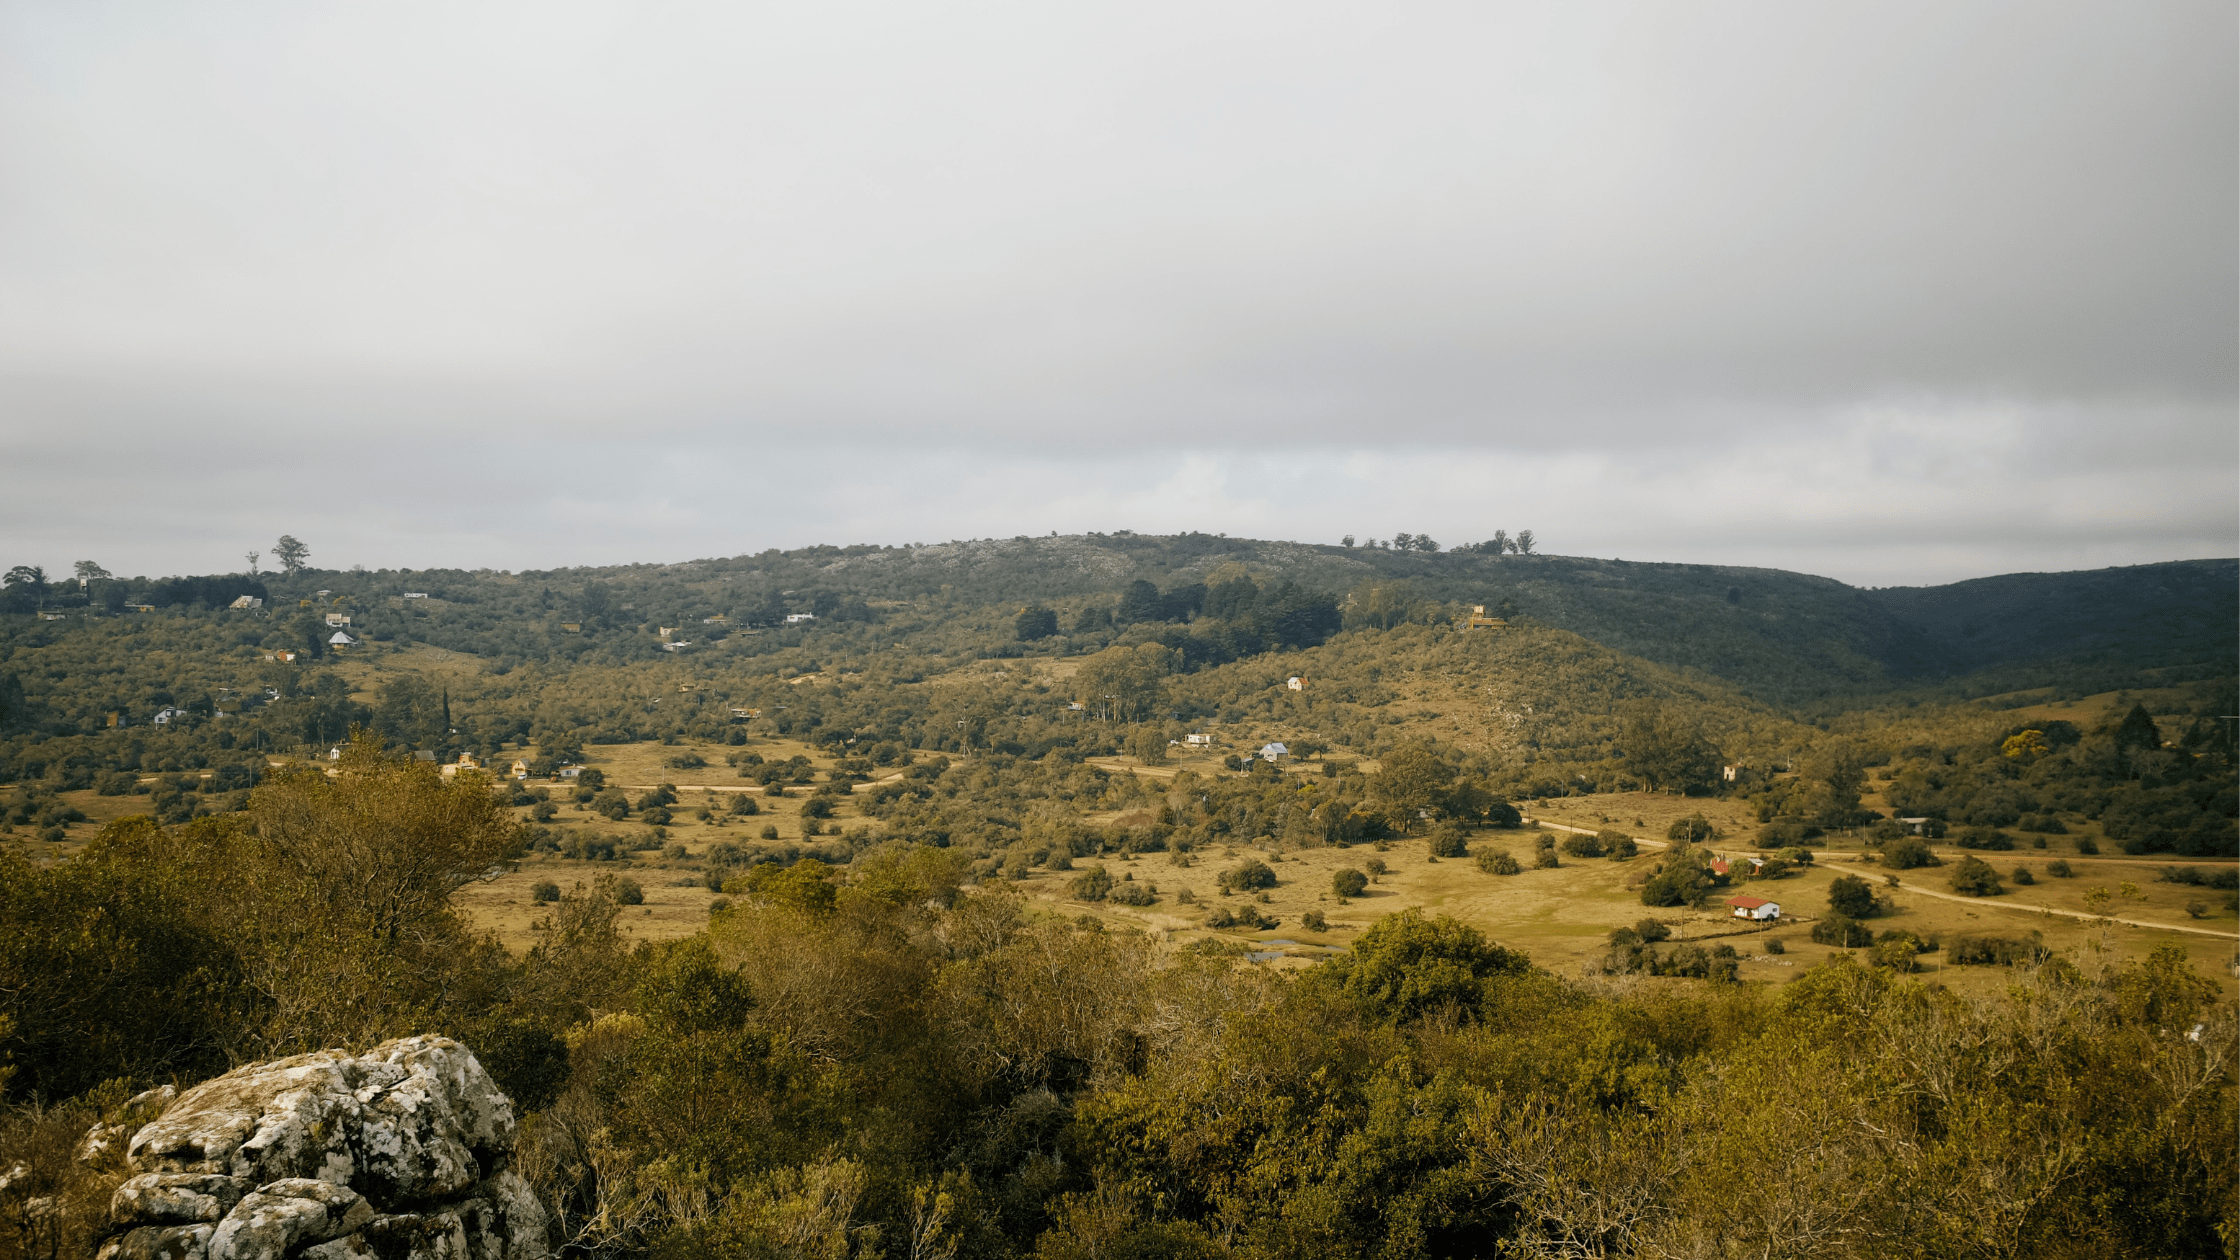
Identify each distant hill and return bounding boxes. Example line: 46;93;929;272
12;534;2231;709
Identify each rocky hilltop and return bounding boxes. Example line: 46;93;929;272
91;1036;545;1260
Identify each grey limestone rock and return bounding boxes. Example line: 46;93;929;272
95;1038;547;1260
112;1173;250;1226
208;1180;375;1260
94;1222;214;1260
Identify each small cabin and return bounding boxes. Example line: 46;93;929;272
1259;742;1290;762
152;706;188;725
559;622;582;633
328;631;356;647
325;613;351;627
1725;895;1780;922
1183;733;1213;747
1287;676;1305;691
229;595;264;610
784;612;817;625
510;759;531;780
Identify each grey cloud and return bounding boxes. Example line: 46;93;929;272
0;2;2229;579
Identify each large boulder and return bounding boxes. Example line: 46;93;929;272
94;1037;547;1260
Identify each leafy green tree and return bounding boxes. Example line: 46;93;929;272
1619;701;1721;794
1369;742;1453;829
1015;606;1059;641
1115;580;1167;624
1827;873;1877;918
1948;855;2003;897
1513;529;1536;554
271;535;310;577
1319;908;1529;1024
1332;868;1368;898
2111;703;2163;752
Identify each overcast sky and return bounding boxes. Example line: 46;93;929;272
2;1;2232;587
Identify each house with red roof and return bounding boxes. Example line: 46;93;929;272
1726;895;1781;922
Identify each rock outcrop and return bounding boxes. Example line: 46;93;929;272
92;1036;548;1260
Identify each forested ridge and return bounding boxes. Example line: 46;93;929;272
0;536;2234;1258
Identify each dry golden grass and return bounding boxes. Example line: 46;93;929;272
453;856;719;952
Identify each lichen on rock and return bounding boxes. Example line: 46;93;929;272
92;1036;547;1260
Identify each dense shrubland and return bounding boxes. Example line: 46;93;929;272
3;747;2233;1259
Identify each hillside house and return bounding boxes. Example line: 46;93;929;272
413;750;437;763
1259;742;1290;762
558;766;583;779
730;707;762;721
229;595;264;610
1184;733;1213;747
703;614;730;625
152;706;188;725
785;613;817;625
403;592;429;599
510;759;530;779
329;631;356;647
1463;604;1507;631
1726;896;1781;921
560;623;582;633
325;613;351;627
1709;857;1731;877
1287;677;1304;691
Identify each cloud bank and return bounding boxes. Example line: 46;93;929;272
1;1;2232;585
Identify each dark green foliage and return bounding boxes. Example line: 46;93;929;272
1427;824;1468;858
1948;932;2046;965
1561;832;1605;857
1218;859;1276;892
1666;813;1716;842
1477;849;1521;875
1880;836;1936;869
1826;874;1877;919
1811;915;1873;947
1948;855;2004;897
1069;866;1114;901
1332;868;1368;898
615;877;645;906
1319;909;1529;1024
531;880;561;903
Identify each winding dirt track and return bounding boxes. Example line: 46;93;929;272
1525;817;2238;942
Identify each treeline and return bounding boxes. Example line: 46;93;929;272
3;749;2232;1258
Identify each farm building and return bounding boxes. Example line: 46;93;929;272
1259;742;1289;762
1726;896;1781;921
1462;604;1507;631
785;612;817;625
1183;733;1213;747
228;595;264;610
329;631;356;647
151;706;188;725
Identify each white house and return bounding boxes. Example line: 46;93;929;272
1183;733;1213;747
325;613;351;627
152;706;188;725
403;592;429;599
328;631;356;647
784;612;817;625
1286;677;1304;691
1259;742;1289;762
1725;895;1781;922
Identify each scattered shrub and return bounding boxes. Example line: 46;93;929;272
1301;910;1327;933
1948;855;2004;897
1827;874;1877;918
1948;932;2045;966
1811;916;1873;947
1478;850;1522;876
1428;824;1469;858
615;877;645;906
530;880;561;903
1220;860;1278;893
1880;836;1937;869
2045;859;2074;878
2012;866;2036;885
1533;849;1559;870
1561;833;1605;858
1605;834;1639;860
1069;866;1115;901
1109;881;1157;906
1956;826;2016;851
1633;918;1670;943
1763;937;1786;954
2074;837;2099;855
1666;814;1715;843
1333;868;1368;898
